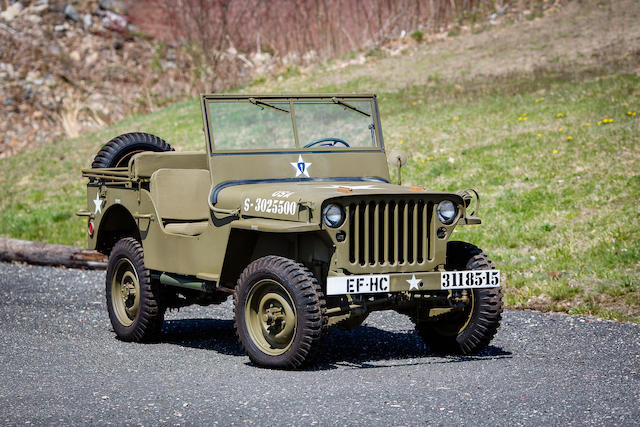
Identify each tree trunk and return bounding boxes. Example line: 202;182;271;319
0;238;107;270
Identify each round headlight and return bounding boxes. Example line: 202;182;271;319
322;204;344;228
437;200;458;224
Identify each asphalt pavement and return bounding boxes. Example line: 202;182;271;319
0;262;638;426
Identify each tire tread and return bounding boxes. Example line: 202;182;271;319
233;256;327;369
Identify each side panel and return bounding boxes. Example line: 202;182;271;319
138;189;231;277
90;183;231;278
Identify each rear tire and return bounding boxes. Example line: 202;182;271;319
105;238;165;342
234;256;327;369
92;132;173;168
414;241;503;354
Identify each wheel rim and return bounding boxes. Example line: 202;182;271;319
110;258;140;327
245;278;297;356
432;289;475;336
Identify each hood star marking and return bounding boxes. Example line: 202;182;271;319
407;274;421;291
291;155;312;177
93;193;103;215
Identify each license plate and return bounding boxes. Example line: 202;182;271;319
441;270;501;289
326;274;390;295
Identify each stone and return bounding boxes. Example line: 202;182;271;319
24;14;42;24
85;51;99;66
0;3;24;21
64;4;80;22
102;11;128;32
99;0;127;15
27;2;49;14
83;14;92;28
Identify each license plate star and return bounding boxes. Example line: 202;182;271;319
93;193;103;215
407;274;421;291
290;155;311;177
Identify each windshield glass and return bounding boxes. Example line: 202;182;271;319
294;101;375;148
207;97;379;152
208;101;296;150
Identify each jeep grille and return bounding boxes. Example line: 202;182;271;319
346;200;434;267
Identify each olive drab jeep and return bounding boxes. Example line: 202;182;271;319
79;94;503;369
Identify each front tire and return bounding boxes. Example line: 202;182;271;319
105;238;164;342
234;256;327;369
414;241;503;354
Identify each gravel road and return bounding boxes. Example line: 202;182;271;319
0;262;638;426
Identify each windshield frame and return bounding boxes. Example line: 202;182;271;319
201;94;385;156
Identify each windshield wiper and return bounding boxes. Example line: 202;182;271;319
249;98;290;113
331;97;371;117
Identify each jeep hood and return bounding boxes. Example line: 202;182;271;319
214;180;464;223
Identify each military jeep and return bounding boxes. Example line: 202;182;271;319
79;94;503;369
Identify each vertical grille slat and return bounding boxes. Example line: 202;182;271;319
402;202;408;264
393;203;399;264
428;203;435;261
354;204;360;263
373;203;380;265
412;203;418;263
421;202;428;263
363;203;370;265
347;199;433;268
383;202;389;263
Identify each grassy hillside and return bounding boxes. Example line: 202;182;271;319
1;0;638;321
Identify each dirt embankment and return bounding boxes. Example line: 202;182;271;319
0;0;195;158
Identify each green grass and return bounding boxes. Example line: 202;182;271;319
1;0;639;322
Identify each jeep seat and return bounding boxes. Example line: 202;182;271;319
150;168;211;236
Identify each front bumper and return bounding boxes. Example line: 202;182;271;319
326;270;501;296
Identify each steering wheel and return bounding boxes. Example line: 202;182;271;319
304;137;350;148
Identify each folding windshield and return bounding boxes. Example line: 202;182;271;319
203;95;382;153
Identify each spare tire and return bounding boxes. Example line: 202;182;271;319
92;132;173;168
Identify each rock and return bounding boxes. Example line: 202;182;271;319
24;14;42;24
54;24;68;32
27;2;49;14
99;0;127;15
69;50;81;62
102;11;128;32
83;14;92;28
64;4;80;22
26;71;40;83
85;51;98;66
48;44;61;56
1;3;24;21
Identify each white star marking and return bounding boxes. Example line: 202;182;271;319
317;185;382;190
290;155;312;177
93;193;103;215
407;274;421;291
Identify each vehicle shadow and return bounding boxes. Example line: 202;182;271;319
160;318;245;357
312;327;512;371
158;318;512;369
